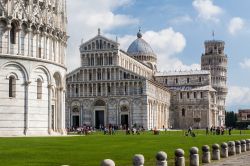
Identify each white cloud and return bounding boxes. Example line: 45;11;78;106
66;1;199;72
227;86;250;108
228;17;245;35
192;0;223;22
118;28;200;71
67;0;138;71
240;58;250;69
169;15;193;25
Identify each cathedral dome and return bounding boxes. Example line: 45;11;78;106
127;31;156;58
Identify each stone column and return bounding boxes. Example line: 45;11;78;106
80;103;83;126
133;154;144;166
235;140;241;154
221;142;228;158
17;26;22;55
175;149;185;166
212;144;220;160
48;84;53;134
100;159;115;166
59;87;65;134
24;81;31;135
68;106;71;129
156;151;167;166
26;27;32;56
82;84;85;97
6;23;11;54
241;140;246;152
43;32;47;59
78;84;80;97
228;141;236;156
202;145;210;164
62;90;66;134
189;147;199;166
70;84;72;97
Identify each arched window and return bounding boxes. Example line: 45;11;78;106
10;23;16;44
199;77;202;82
9;76;16;98
182;109;185;117
37;79;42;99
175;78;178;84
37;78;43;99
180;92;183;99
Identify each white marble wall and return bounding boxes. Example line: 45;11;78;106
0;58;66;136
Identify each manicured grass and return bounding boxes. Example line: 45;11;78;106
0;130;250;166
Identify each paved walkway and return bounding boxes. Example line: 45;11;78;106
205;151;250;166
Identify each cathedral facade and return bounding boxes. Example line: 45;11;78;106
66;30;228;130
0;0;68;136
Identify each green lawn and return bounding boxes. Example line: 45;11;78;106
0;130;250;166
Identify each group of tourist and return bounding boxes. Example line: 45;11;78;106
103;125;116;135
67;125;93;135
184;126;234;137
125;126;145;135
206;126;226;135
67;124;238;136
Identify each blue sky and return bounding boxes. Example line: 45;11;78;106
67;0;250;111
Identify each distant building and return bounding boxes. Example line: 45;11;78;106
237;109;250;122
66;29;228;130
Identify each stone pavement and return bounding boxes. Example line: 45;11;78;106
205;151;250;166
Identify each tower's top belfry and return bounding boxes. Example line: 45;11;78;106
0;0;67;39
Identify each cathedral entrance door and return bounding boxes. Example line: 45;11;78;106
72;116;80;128
121;114;129;129
95;110;104;129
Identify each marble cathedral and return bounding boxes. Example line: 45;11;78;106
66;30;228;130
0;0;68;136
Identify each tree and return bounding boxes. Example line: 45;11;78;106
225;111;237;128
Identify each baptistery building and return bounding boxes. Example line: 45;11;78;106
0;0;68;136
66;30;228;130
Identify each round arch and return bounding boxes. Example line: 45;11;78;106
53;72;63;88
1;61;29;81
31;65;52;83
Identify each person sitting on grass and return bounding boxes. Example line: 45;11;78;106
188;126;192;134
104;127;108;135
153;127;160;135
126;128;130;135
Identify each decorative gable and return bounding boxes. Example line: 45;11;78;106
79;31;119;52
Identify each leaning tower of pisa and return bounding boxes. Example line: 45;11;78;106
201;40;228;126
0;0;68;136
